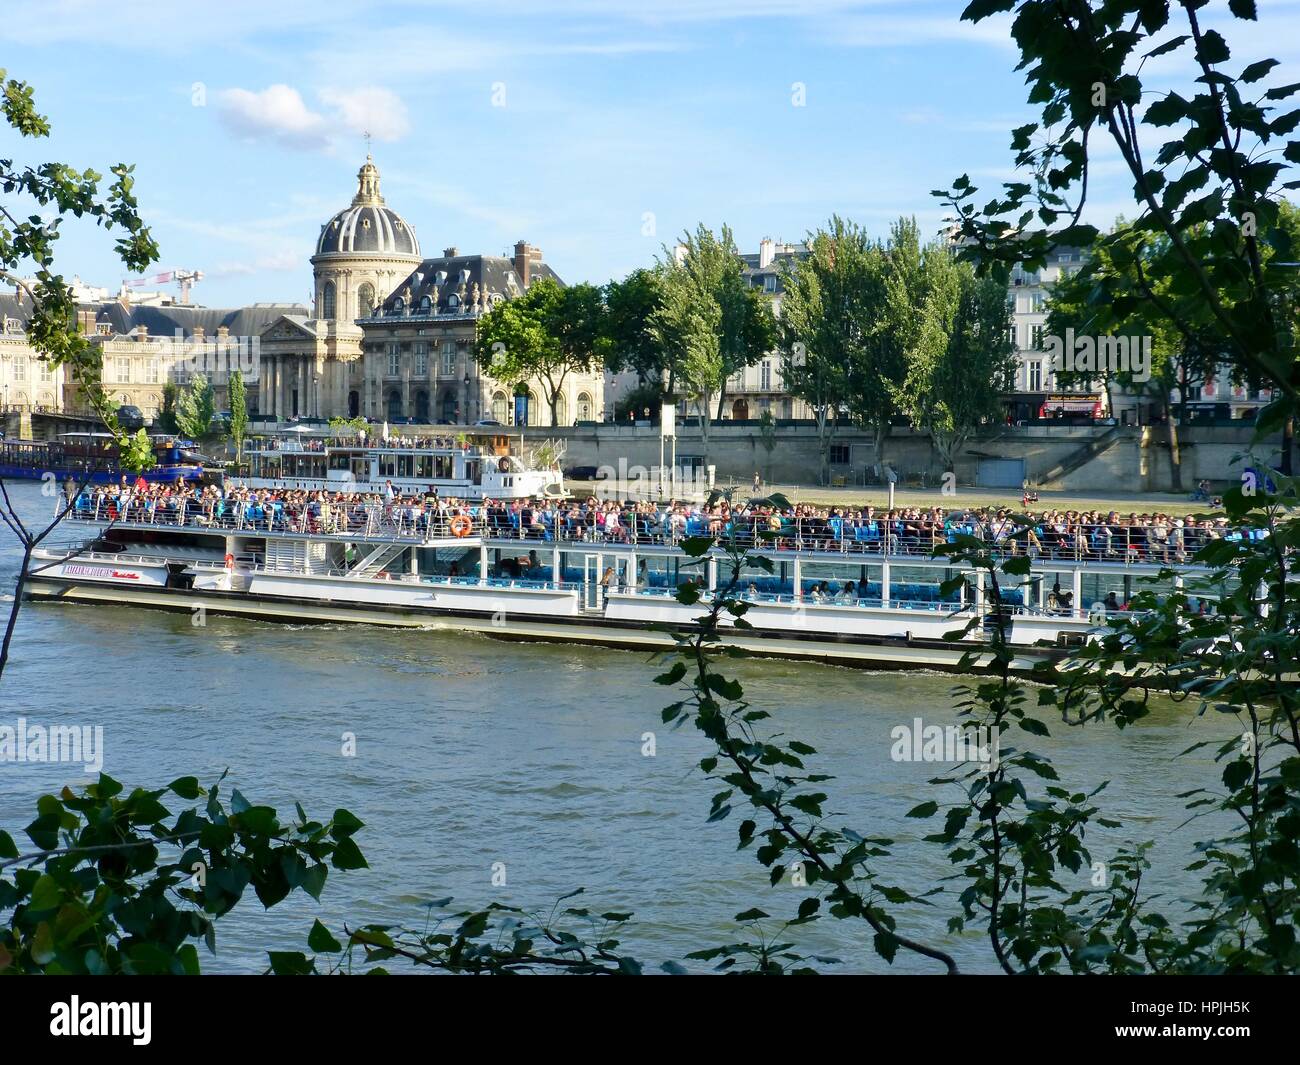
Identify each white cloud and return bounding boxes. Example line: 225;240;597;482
217;85;329;150
217;84;411;152
319;87;410;143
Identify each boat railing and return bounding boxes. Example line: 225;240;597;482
57;493;1233;567
478;512;1230;567
62;494;490;543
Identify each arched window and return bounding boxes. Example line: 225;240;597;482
491;390;508;423
577;392;592;422
321;281;336;320
553;391;567;427
387;389;403;421
414;389;430;421
357;283;375;318
419;295;432;314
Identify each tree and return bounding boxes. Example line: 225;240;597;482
602;268;667;383
0;68;157;685
778;217;868;484
935;0;1299;464
474;277;603;426
841;218;920;473
893;249;1016;474
228;369;248;462
1044;223;1216;490
154;381;181;434
651;225;775;459
0;774;367;974
757;409;778;486
175;372;215;441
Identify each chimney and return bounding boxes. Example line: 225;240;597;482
513;240;541;287
217;325;230;338
759;238;775;270
134;324;149;342
193;325;205;339
443;246;459;258
76;309;96;335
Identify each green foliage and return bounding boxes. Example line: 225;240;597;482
473;277;605;425
651;224;775;454
174;373;216;441
936;0;1300;441
893;252;1016;471
327;416;367;437
154;382;180;435
228;369;248;461
0;774;365;974
119;428;154;474
602;268;666;379
0;66;159;441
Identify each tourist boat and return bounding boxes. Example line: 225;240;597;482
0;433;206;485
233;428;564;500
24;497;1218;674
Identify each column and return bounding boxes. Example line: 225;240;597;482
1072;569;1083;616
880;561;890;608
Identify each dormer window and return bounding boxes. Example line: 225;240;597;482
419;295;432;312
361;218;371;229
448;294;459;308
392;297;405;314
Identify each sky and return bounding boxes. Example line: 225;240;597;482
3;0;1299;309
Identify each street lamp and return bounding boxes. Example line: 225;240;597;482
462;371;471;423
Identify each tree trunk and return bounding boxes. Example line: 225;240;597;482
1284;417;1295;477
1162;397;1183;493
0;544;31;680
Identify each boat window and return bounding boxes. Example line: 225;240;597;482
465;460;480;485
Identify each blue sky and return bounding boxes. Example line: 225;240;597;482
3;0;1299;308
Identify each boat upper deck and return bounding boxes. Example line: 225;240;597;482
59;491;1219;576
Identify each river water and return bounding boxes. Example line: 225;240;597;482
0;480;1229;973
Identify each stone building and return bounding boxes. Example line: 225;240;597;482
255;154;423;420
0;293;66;412
78;302;307;418
359;240;603;426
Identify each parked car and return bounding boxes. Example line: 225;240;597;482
474;419;504;427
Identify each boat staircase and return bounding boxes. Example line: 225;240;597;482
347;542;408;579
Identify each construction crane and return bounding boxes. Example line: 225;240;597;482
121;269;204;304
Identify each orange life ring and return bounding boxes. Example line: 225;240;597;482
449;515;473;538
224;553;235;570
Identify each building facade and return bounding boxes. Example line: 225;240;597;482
358;240;603;427
0;293;66;412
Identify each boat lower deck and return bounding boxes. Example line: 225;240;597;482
24;572;1066;675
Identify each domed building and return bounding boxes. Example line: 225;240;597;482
254;154;602;424
257;155;422;420
311;155;421;324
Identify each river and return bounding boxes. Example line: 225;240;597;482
0;480;1229;973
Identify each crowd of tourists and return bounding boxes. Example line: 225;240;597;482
65;476;1250;563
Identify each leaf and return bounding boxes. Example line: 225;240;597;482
906;801;939;818
1228;0;1257;18
734;908;769;922
267;951;315;975
0;830;16;860
308;919;342;954
167;776;203;800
